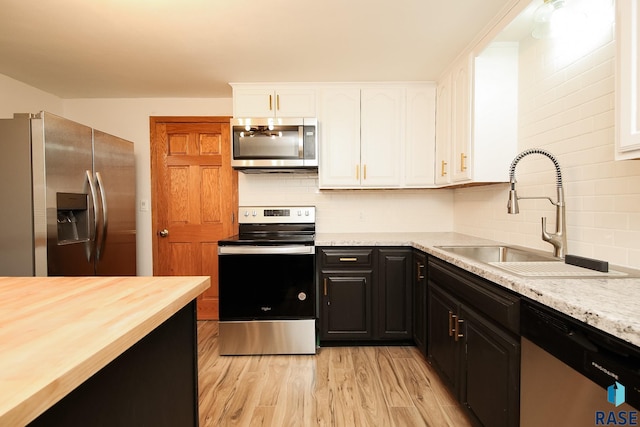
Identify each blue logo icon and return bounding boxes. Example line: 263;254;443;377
608;382;626;407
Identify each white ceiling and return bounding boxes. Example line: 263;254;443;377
0;0;513;99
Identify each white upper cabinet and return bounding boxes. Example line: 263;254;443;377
450;54;473;183
405;84;437;187
231;84;316;118
471;42;518;182
360;87;403;188
318;87;362;188
616;0;640;160
435;76;452;185
318;83;436;189
435;43;518;186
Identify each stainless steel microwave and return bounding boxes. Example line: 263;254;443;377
230;117;318;171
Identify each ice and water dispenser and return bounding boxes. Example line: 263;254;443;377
56;192;89;244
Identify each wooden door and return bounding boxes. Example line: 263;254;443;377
150;117;238;320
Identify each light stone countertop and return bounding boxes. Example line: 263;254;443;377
316;232;640;348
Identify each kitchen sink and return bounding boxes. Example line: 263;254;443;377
435;245;559;264
435;245;629;278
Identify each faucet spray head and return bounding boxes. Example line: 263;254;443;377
507;189;519;214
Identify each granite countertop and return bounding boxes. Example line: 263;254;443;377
316;232;640;348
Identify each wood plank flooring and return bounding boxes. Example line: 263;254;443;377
197;321;473;426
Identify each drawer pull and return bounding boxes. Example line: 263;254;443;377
416;262;425;281
460;153;467;172
339;257;358;262
454;318;464;342
448;311;454;337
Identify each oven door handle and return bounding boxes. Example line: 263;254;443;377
218;245;315;255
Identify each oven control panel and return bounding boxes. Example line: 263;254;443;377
238;206;316;224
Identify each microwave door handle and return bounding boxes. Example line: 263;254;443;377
298;126;304;159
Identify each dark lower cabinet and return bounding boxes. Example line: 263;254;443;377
428;284;459;390
413;250;428;357
428;257;520;427
318;247;412;343
377;248;412;340
321;271;373;340
463;305;520;427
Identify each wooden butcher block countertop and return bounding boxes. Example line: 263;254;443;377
0;275;210;426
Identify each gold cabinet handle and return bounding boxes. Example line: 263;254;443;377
339;257;358;262
460;153;467;171
323;278;328;296
356;164;360;180
454;318;464;342
269;94;273;111
441;160;448;177
363;164;367;180
276;94;280;111
448;311;454;337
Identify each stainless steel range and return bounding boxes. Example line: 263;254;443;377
217;206;316;355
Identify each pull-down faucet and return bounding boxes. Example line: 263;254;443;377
507;148;567;258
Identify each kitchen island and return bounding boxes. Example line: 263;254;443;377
316;232;640;348
0;275;210;426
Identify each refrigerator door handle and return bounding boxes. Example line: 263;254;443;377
95;171;108;261
85;170;99;262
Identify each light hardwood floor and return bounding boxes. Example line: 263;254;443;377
197;321;473;426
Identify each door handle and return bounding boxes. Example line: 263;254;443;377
158;229;169;238
95;172;108;260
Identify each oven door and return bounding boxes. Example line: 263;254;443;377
218;245;315;320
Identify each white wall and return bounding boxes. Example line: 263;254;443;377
0;74;63;117
454;2;640;269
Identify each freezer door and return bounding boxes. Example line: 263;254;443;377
93;130;136;275
0;115;36;275
41;112;96;276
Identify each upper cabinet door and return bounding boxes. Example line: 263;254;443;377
616;0;640;160
450;54;473;183
405;85;436;187
318;87;362;188
232;85;316;118
360;87;403;188
435;76;452;186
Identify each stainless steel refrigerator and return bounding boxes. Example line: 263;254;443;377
0;111;136;276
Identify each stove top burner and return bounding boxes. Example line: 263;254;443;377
219;206;316;247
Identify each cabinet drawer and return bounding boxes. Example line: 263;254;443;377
428;258;520;334
319;248;374;268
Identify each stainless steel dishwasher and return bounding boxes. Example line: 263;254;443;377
520;299;639;426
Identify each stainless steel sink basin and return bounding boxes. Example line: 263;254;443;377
435;245;559;264
435;245;630;278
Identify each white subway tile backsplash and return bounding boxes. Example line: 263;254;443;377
455;5;640;269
